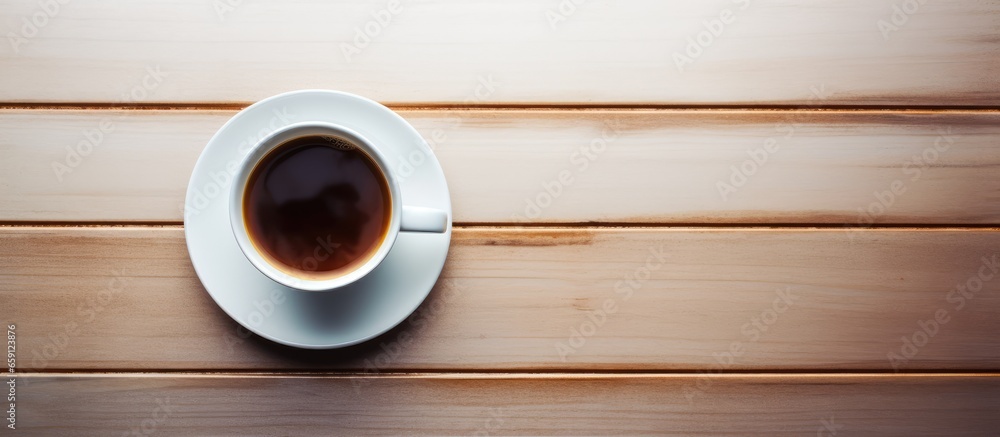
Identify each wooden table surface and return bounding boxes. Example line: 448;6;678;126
3;0;1000;435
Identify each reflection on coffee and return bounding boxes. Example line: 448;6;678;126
242;135;391;280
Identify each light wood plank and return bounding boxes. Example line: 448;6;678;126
1;0;998;105
3;227;999;371
12;374;1000;435
3;109;999;223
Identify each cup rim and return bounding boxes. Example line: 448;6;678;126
228;121;402;292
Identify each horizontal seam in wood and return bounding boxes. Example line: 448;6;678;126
15;369;1000;376
1;222;998;230
2;103;1000;112
13;371;1000;379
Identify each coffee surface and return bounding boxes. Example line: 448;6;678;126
243;135;391;279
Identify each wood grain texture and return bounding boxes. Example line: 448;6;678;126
3;109;999;223
1;0;998;105
4;0;998;432
13;374;1000;435
4;226;999;371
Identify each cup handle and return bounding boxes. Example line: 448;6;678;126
400;206;449;233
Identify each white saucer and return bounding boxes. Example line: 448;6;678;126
184;90;452;349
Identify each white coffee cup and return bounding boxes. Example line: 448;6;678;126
228;121;448;292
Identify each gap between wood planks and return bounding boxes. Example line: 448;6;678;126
1;223;998;230
13;371;1000;378
3;103;1000;112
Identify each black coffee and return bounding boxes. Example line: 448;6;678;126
243;135;391;280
